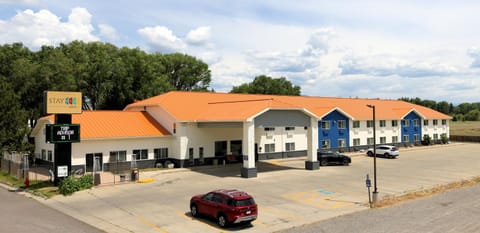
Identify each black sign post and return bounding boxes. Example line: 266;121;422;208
53;114;73;185
366;174;372;208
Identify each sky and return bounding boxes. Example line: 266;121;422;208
0;0;479;103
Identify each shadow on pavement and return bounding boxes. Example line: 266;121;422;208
188;160;303;178
183;211;255;231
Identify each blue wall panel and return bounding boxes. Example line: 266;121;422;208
318;110;349;149
401;111;422;143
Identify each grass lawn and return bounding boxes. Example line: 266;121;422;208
0;171;59;198
450;121;480;136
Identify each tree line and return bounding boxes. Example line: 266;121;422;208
0;41;212;151
0;41;300;151
399;97;480;121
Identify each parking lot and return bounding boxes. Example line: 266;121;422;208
39;143;480;233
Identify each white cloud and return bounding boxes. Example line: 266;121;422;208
197;51;221;65
302;28;336;56
339;54;458;78
467;47;480;68
236;28;334;80
98;24;118;40
186;26;211;46
0;8;98;49
137;26;186;53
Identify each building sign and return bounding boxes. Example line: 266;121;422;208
57;166;68;177
44;91;82;114
46;124;80;143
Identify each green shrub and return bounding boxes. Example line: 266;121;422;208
440;133;449;144
58;176;79;196
422;134;432;145
78;174;93;189
58;175;93;196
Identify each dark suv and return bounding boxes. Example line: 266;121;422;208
317;151;351;166
190;189;257;228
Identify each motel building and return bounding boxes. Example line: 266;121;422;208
30;91;451;178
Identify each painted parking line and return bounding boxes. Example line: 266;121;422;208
252;219;267;227
282;189;354;209
318;188;335;195
261;206;301;220
176;211;228;233
137;217;168;233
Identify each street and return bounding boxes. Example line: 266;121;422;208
0;184;104;233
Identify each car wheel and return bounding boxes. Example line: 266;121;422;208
217;214;228;228
343;159;349;165
190;204;198;217
367;151;373;157
384;153;390;158
320;159;328;166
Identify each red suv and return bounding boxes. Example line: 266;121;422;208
190;189;258;227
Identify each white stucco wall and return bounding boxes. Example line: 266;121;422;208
127;106;176;135
350;120;402;145
422;119;449;139
33;124;55;159
71;137;173;167
32;122;173;167
255;126;308;153
172;123;309;159
174;122;244;160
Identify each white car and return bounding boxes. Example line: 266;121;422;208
367;145;399;159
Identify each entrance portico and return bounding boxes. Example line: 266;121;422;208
241;109;319;178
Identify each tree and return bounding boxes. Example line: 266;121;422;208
161;53;211;91
0;43;32;80
436;101;450;114
230;75;301;95
0;78;31;151
464;110;480;121
78;42;118;110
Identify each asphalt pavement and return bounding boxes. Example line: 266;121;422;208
24;143;480;233
277;182;480;233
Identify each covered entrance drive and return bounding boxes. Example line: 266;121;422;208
241;109;319;178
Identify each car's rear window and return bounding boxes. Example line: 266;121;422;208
391;147;398;151
233;198;255;207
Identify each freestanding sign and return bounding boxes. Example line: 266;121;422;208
43;91;82;185
45;124;80;143
58;166;68;177
44;91;82;114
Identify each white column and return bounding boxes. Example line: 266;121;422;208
307;117;318;162
241;121;257;178
305;117;319;170
243;121;255;168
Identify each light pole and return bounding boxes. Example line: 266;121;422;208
366;104;378;202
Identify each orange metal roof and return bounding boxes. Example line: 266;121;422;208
40;111;170;139
125;91;451;121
